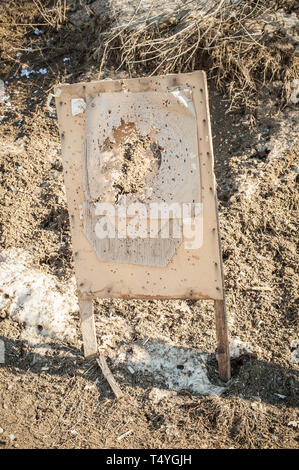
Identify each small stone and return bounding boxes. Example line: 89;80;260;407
287;421;298;428
0;427;3;433
84;384;95;391
275;393;286;399
9;434;15;441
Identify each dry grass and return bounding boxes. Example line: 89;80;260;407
95;0;298;111
32;0;68;30
0;1;297;112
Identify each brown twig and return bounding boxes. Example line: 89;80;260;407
96;355;123;399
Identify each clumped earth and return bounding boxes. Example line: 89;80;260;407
103;121;162;203
0;1;298;449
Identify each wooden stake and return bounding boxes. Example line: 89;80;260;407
78;298;98;359
79;297;123;398
214;299;231;381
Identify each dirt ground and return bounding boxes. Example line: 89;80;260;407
0;1;298;449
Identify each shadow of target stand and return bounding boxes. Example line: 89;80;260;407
55;71;230;396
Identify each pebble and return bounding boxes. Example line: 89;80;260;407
291;339;299;348
287;421;298;428
274;393;286;399
84;384;95;390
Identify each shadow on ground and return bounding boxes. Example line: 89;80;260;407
1;335;298;408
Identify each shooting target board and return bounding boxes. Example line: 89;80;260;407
55;71;230;382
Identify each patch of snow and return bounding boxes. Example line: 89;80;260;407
20;69;33;78
149;387;177;403
96;315;133;353
0;249;77;346
84;384;95;391
291;348;299;365
20;68;48;78
0;80;4;101
229;337;254;359
237;180;258;201
1;94;10;102
290;339;299;365
34;28;43;35
116;340;225;396
275;9;299;30
290;79;299;105
165;424;180;436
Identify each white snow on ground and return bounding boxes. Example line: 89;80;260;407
290;350;298;364
95;313;225;396
0;249;258;395
0;249;224;395
229;337;255;359
95;315;133;353
116;340;225;396
241;181;258;201
149;387;178;403
290;339;299;365
0;249;77;346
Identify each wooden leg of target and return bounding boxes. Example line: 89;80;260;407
78;298;98;359
214;299;231;382
78;297;123;399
